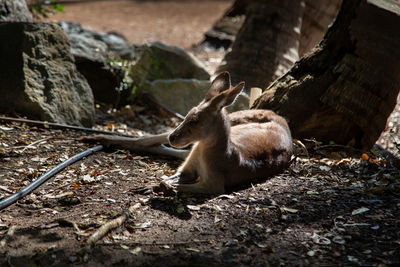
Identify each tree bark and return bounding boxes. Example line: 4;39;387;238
201;0;249;48
299;0;341;57
253;0;400;150
217;0;305;89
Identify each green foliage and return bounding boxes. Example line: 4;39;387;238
107;57;134;93
29;0;64;20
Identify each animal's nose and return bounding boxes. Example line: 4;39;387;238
168;134;176;143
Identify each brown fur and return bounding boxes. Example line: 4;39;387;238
165;72;293;194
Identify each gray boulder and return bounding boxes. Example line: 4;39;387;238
59;21;138;60
0;22;95;127
67;32;126;106
0;0;32;22
145;79;249;116
132;42;210;86
59;21;133;106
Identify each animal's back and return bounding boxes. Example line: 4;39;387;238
224;110;292;187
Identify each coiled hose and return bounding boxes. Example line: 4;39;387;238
0;145;103;210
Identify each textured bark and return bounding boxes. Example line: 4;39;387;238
299;0;341;56
201;0;249;48
217;0;305;89
253;0;400;150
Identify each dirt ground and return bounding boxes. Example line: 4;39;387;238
45;0;232;49
0;106;399;267
1;0;400;266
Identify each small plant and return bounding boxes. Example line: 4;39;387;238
107;57;135;107
29;0;64;20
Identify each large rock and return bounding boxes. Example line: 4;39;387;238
67;31;127;106
59;21;134;106
0;22;95;127
0;0;32;22
59;21;138;60
145;79;249;116
132;42;210;86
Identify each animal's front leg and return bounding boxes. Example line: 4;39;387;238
163;170;197;185
177;176;225;194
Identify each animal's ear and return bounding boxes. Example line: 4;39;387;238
210;82;245;110
204;72;231;101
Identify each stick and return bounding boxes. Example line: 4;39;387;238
13;137;54;152
81;203;140;253
0;116;134;137
0;225;17;248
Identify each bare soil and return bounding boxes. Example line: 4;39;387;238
1;1;400;266
0;107;399;266
45;0;232;49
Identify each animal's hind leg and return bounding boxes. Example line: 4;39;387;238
79;132;188;159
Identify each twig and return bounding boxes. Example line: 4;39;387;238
293;139;309;157
13;137;54;152
57;218;89;236
0;185;13;194
0;116;134;137
120;239;210;246
81;203;140;253
0;225;17;248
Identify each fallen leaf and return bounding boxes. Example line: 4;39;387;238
186;248;200;253
120;244;130;250
187;205;200;211
319;166;331;172
0;126;13;131
361;153;370;161
282;207;298;213
130;247;142;255
177;206;185;214
351;207;370;216
311;232;331;245
307;250;316;257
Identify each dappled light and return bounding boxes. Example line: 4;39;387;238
0;0;399;266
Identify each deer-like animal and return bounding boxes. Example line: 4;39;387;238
80;72;292;194
164;72;292;194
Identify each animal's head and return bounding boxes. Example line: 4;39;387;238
168;72;245;148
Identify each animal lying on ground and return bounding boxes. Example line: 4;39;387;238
80;72;292;194
163;72;293;194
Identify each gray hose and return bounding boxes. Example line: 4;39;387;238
0;145;103;210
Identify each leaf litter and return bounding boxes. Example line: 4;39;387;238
0;108;399;266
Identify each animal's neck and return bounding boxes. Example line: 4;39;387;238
199;109;232;154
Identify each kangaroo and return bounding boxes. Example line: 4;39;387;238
164;72;293;194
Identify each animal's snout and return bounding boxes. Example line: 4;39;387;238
168;133;177;144
168;131;181;146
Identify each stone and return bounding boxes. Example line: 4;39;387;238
0;0;32;22
144;79;249;116
59;21;134;106
59;21;138;60
67;32;127;106
131;42;210;86
0;22;95;127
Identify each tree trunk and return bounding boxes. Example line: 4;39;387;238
217;0;305;89
299;0;341;57
201;0;249;49
253;0;400;150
